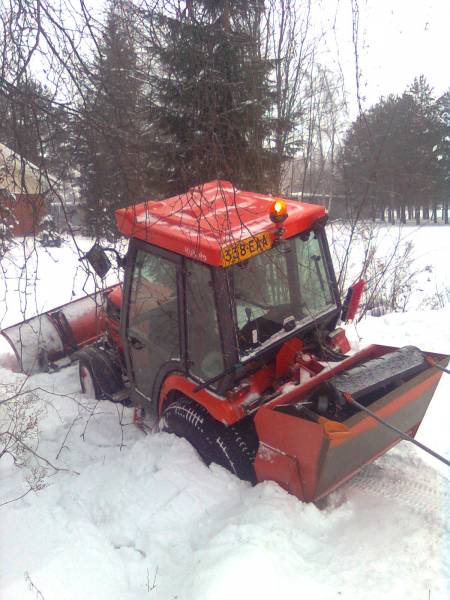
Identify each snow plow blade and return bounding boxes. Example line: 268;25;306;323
254;345;448;503
0;287;115;373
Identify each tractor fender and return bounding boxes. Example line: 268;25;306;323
158;373;245;426
75;345;125;400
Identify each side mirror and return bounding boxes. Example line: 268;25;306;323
341;279;365;322
81;244;112;279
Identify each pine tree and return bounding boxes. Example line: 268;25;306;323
0;194;16;257
339;77;448;222
75;0;148;238
147;0;278;196
403;77;446;221
0;77;64;171
435;90;450;223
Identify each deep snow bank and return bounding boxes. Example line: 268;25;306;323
1;338;449;600
1;225;449;599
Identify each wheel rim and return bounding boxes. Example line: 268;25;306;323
80;365;96;398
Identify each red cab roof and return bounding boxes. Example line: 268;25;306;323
115;180;326;267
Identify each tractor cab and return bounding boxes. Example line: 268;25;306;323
115;180;341;414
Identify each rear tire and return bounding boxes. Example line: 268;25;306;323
160;397;256;484
77;346;123;400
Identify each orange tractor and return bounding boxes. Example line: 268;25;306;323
2;180;448;502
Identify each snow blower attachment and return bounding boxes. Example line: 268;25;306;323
2;180;448;503
254;345;448;501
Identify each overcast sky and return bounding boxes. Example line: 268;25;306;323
43;0;450;119
317;0;449;115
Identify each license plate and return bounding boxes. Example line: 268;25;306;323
221;231;273;267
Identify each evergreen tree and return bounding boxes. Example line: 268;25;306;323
339;77;447;222
434;90;450;223
147;0;278;196
0;77;65;173
75;0;148;238
0;193;15;257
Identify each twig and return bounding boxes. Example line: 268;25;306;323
24;571;46;600
0;486;33;508
3;431;79;474
146;566;158;593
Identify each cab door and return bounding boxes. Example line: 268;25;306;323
124;244;182;403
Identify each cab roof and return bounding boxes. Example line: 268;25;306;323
115;180;326;266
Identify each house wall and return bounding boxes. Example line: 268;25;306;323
0;193;46;236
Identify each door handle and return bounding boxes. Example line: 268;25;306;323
128;336;145;350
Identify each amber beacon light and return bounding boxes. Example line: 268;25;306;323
270;198;288;223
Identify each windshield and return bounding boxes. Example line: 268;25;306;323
231;232;336;356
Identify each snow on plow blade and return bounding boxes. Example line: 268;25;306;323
0;288;113;373
254;345;448;503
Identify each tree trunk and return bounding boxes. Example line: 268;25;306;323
432;203;437;224
400;205;406;224
423;206;429;220
380;207;385;222
387;207;393;224
444;199;449;225
415;207;420;225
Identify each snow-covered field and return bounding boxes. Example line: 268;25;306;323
1;225;449;600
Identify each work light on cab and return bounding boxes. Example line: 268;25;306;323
270;198;288;223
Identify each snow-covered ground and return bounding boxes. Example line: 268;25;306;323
329;222;450;312
1;225;449;600
0;236;123;329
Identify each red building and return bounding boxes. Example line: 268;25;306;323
0;143;54;236
0;191;45;236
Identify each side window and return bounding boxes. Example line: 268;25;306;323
186;261;224;381
295;235;334;315
128;249;180;369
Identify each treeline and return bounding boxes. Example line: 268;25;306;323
0;1;448;241
1;0;341;238
339;76;449;224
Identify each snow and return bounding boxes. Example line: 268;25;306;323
0;236;122;329
328;223;450;312
1;224;449;599
350;307;450;355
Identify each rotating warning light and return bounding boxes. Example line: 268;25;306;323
270;198;288;223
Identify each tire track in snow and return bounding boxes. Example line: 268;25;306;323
348;459;449;532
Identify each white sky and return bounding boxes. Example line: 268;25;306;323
32;0;450;120
317;0;450;115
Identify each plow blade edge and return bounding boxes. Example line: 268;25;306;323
0;288;115;373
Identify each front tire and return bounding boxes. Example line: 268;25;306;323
160;397;256;484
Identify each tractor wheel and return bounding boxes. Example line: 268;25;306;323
77;347;123;401
160;397;256;484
